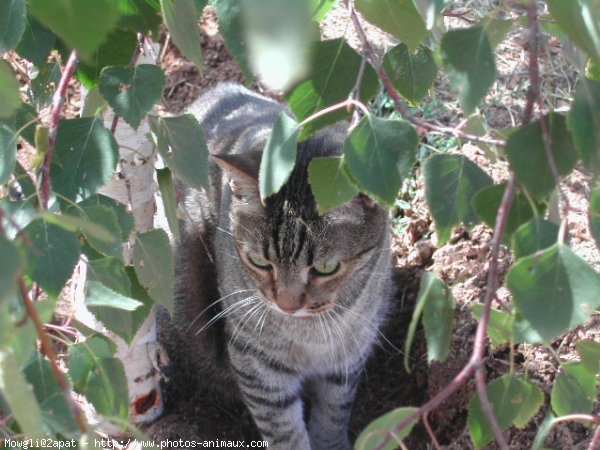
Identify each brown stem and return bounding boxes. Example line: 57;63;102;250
589;424;600;450
17;279;88;434
40;50;79;210
347;3;505;147
422;413;442;450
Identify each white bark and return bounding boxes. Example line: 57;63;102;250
74;41;166;430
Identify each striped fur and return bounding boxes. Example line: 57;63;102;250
173;83;394;449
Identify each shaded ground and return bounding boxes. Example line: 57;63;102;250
149;4;599;450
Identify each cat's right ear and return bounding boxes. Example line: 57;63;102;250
212;154;260;203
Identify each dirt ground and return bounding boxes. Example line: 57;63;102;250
148;4;600;450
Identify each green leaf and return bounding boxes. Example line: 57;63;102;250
551;362;597;416
77;28;138;89
0;0;26;52
423;153;493;244
472;183;542;241
160;0;203;69
0;119;17;184
468;374;544;449
420;272;455;364
0;298;55;365
133;229;173;311
85;280;146;342
15;17;56;67
117;0;162;36
479;17;512;50
576;340;600;374
88;257;132;296
69;336;129;418
86;280;142;311
216;0;253;80
23;353;80;437
21;218;82;298
51;117;119;203
354;406;419;450
286;39;378;140
0;60;21;119
440;26;496;115
507;243;600;343
309;0;337;22
28;0;121;60
0;198;37;239
0;235;23;304
307;156;358;214
0;349;46;440
531;412;557;450
512;217;559;259
569;77;600;173
344;116;418;206
243;0;313;90
590;187;600;249
412;0;451;30
15;102;38;145
29;61;61;109
79;194;134;241
506;113;578;200
65;205;123;261
149;114;210;190
471;304;543;347
382;43;437;104
547;0;600;62
157;168;181;243
355;0;427;49
99;64;165;129
259;112;300;200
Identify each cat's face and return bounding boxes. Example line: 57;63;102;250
215;152;388;318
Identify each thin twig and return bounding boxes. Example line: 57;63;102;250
589;424;600;450
553;414;599;425
346;3;506;147
422;413;442;450
41;50;79;210
17;279;88;434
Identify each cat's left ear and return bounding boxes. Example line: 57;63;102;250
212;154;260;203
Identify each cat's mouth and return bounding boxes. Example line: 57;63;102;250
268;301;332;317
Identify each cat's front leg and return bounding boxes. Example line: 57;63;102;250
307;371;362;450
229;354;310;449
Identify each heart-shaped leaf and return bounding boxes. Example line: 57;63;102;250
468;374;544;449
99;64;165;129
551;362;597;416
355;406;419;450
149;114;210;190
308;156;358;214
0;0;26;52
344;116;418;206
383;43;437;103
508;243;600;343
28;0;121;60
440;26;496;115
287;39;378;140
355;0;427;49
21;218;82;298
423;153;493;244
505;113;577;200
51;117;119;203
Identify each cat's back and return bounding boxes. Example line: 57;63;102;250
186;82;286;157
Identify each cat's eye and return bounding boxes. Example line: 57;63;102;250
247;254;272;270
311;259;340;276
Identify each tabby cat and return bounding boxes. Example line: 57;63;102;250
172;83;394;450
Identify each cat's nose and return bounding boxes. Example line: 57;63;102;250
275;289;304;314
